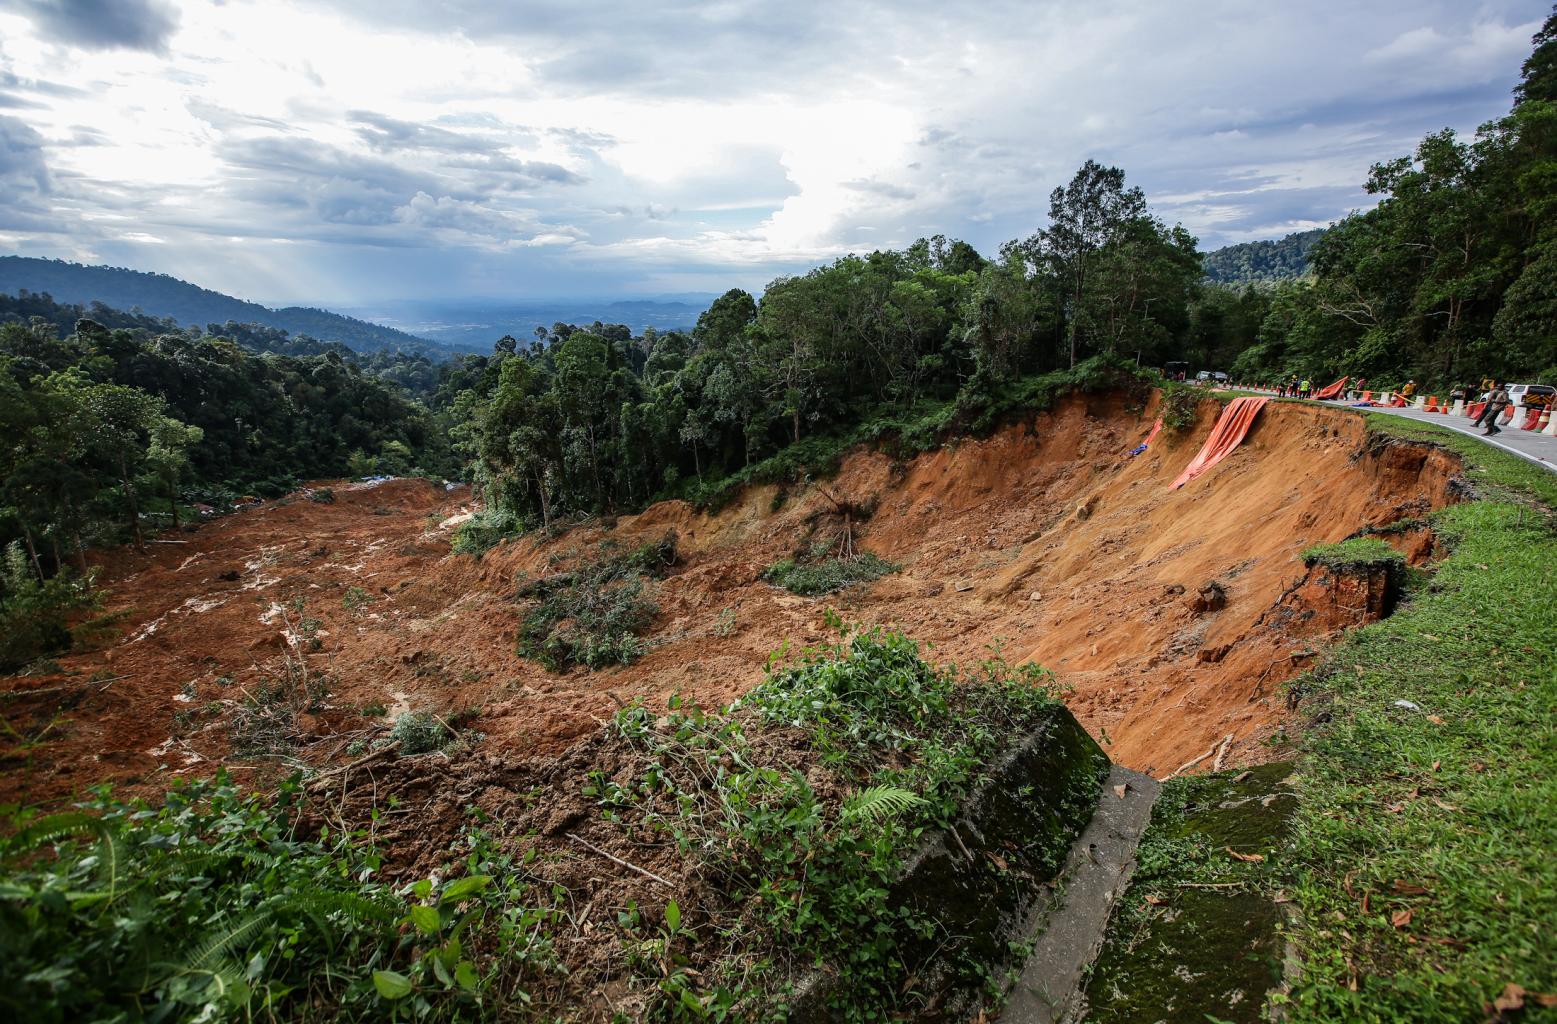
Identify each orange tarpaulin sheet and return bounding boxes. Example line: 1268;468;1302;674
1312;376;1348;400
1169;396;1268;490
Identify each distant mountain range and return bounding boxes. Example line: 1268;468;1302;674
0;256;716;355
1202;228;1327;284
343;298;717;349
0;256;453;355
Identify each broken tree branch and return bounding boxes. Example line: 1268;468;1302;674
566;832;672;887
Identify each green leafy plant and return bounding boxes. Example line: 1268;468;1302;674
517;534;675;671
0;542;100;672
0;775;562;1024
761;551;898;596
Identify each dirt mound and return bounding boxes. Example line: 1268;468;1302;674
0;394;1462;806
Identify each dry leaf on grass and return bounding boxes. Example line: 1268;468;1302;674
1392;908;1413;928
1225;847;1264;863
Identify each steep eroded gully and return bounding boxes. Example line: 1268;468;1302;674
0;392;1461;806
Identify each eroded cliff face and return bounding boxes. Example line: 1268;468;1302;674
1;391;1460;805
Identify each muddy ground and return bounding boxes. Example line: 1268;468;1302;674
0;392;1461;812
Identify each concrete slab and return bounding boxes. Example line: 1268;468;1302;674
999;766;1161;1024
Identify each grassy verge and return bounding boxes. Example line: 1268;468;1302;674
1281;412;1557;1022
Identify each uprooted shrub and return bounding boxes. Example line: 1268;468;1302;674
516;532;677;670
451;507;523;558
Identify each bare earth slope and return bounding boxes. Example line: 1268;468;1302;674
0;393;1461;805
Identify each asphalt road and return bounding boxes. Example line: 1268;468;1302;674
1328;399;1557;475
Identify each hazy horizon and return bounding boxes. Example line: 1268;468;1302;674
1;0;1548;307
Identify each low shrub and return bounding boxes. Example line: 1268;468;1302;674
517;534;676;671
0;775;564;1023
762;551;899;596
390;710;450;754
451;507;522;558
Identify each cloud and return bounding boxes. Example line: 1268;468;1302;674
0;114;53;230
5;0;180;53
0;0;1548;304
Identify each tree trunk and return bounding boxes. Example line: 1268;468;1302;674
21;526;44;583
792;407;801;445
120;455;145;552
169;477;180;529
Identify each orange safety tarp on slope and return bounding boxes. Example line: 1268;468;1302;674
1169;396;1269;490
1312;376;1348;400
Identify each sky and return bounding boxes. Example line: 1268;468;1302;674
0;0;1548;306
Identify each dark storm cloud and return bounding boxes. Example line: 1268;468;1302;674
4;0;180;53
0;114;53;231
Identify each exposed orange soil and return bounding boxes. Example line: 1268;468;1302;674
0;393;1461;806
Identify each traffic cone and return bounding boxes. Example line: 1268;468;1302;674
1425;396;1439;412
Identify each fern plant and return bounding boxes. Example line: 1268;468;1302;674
840;786;925;824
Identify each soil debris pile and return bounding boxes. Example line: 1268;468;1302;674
1;394;1463;807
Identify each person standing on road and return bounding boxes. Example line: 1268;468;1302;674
1299;377;1312;399
1480;382;1511;435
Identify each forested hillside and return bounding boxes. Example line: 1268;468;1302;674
1202;228;1326;283
1;315;453;588
0;257;451;356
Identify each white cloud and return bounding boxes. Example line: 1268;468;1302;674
0;0;1547;302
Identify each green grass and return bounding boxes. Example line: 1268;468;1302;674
1281;414;1557;1022
761;552;899;596
1301;537;1407;572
